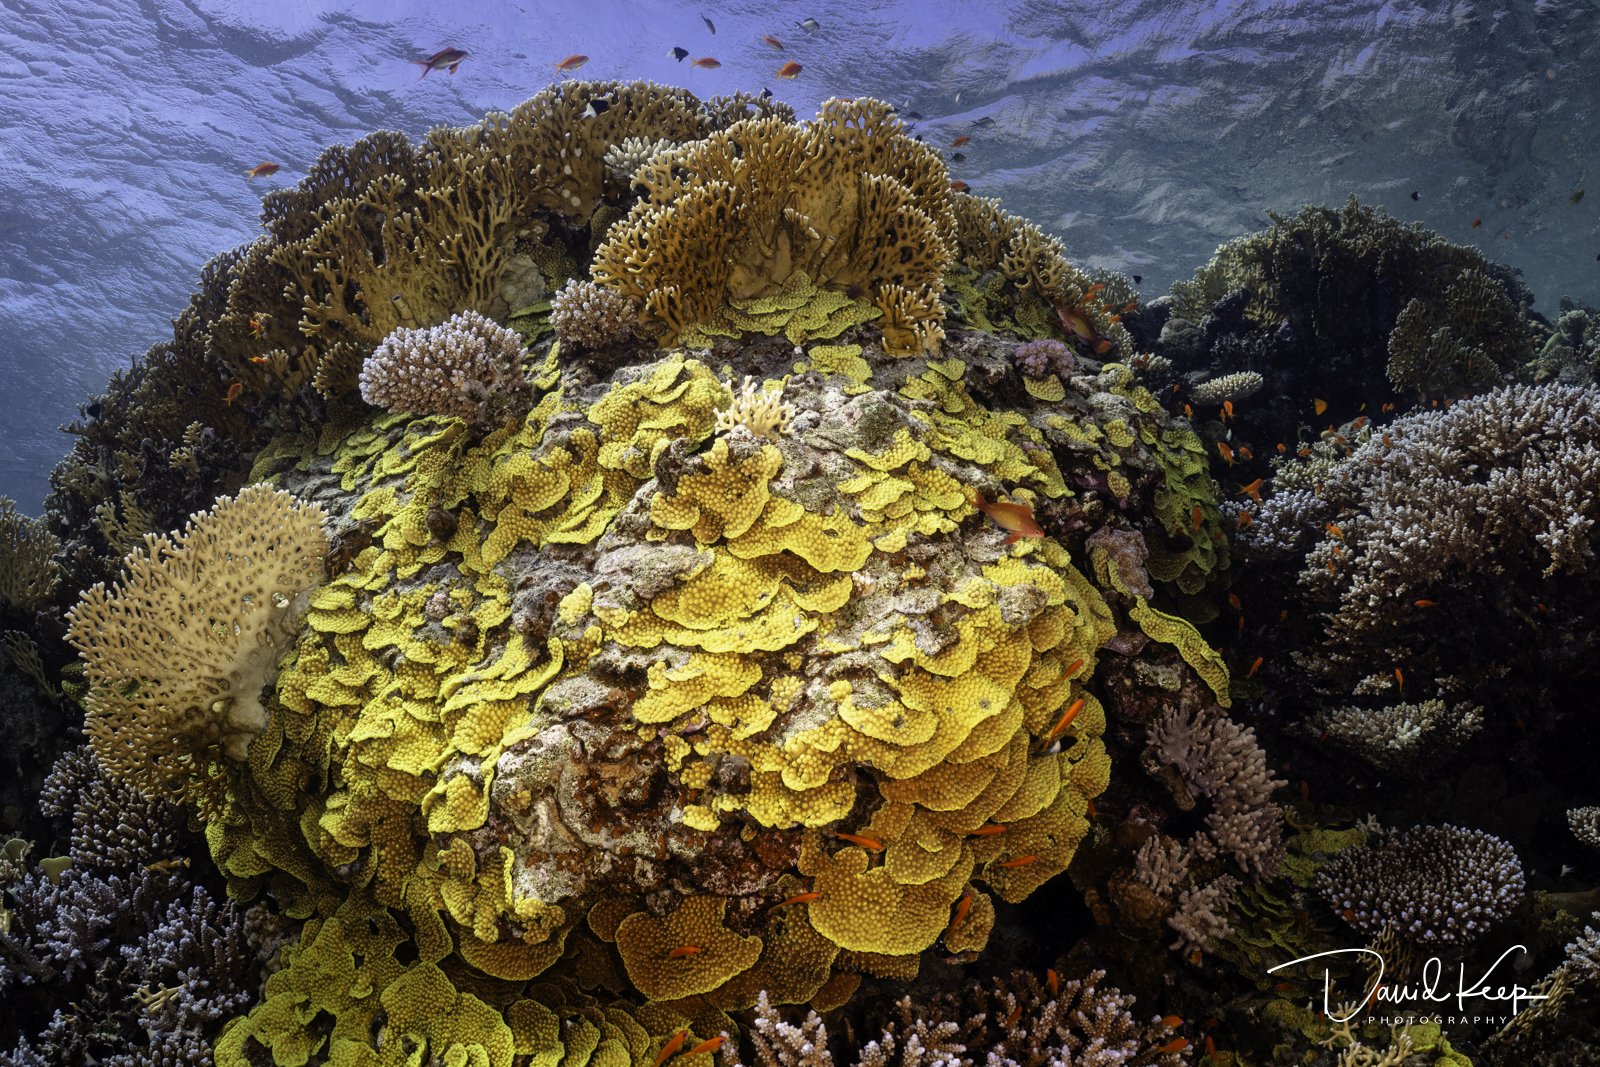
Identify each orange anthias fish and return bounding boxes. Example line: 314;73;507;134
760;35;784;49
1046;968;1060;996
1313;398;1328;416
1156;1037;1190;1054
950;887;974;930
996;854;1039;868
1058;305;1096;343
969;823;1007;836
1237;477;1263;502
692;56;721;68
1217;441;1235;465
949;180;970;192
224;382;243;405
835;832;884;852
413;47;469;78
776;60;802;79
769;890;822;910
652;1033;689;1067
685;1037;726;1059
665;944;702;960
556;54;589;72
1160;1015;1183;1029
969;487;1044;544
951;134;971;147
243;162;281;180
1045;698;1085;742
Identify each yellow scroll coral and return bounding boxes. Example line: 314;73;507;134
592;98;956;354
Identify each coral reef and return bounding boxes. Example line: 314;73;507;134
358;310;531;426
24;70;1600;1067
1316;824;1524;945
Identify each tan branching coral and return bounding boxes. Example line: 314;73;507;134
716;377;795;441
592;98;956;354
0;497;61;614
550;278;640;351
65;485;328;807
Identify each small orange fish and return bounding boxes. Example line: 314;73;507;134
685;1036;726;1058
1205;1035;1216;1056
949;180;970;192
413;47;469;78
224;382;243;405
1237;478;1263;502
950;887;974;929
243;162;281;180
1157;1037;1189;1054
969;487;1044;544
760;35;784;49
1160;1015;1183;1028
769;891;822;910
248;316;266;337
1046;968;1060;996
666;945;702;959
692;56;721;68
951;135;971;147
556;54;589;71
1246;656;1263;678
1065;657;1085;678
1222;400;1234;423
1313;398;1328;416
1472;216;1482;228
1236;510;1253;530
1326;522;1344;538
1273;981;1294;992
1238;444;1254;461
1191;504;1204;530
247;354;271;366
1350;415;1369;429
969;823;1007;836
1394;667;1404;690
1092;338;1114;355
1217;441;1234;465
1275;442;1288;454
1045;698;1085;741
653;1032;689;1067
1381;401;1396;413
1058;305;1095;343
1004;1002;1024;1028
996;854;1039;868
1084;796;1097;818
1183;403;1194;419
1331;544;1343;558
776;61;802;79
836;832;884;852
1227;592;1242;613
1188;949;1203;966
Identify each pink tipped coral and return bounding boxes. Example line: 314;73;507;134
358;310;529;426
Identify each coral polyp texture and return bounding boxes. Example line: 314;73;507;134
64;484;328;807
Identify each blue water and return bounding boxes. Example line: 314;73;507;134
3;0;1597;512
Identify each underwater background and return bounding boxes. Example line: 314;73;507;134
4;0;1598;511
3;2;1600;1067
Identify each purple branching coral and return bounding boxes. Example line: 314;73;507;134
0;747;280;1065
1013;338;1076;379
358;309;530;426
1316;824;1524;945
